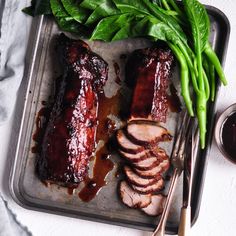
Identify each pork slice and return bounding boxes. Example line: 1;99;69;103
131;178;164;194
119;181;151;208
141;194;166;216
119;149;152;163
124;166;161;187
134;159;170;178
126;121;172;146
132;156;160;170
117;130;145;154
133;148;169;170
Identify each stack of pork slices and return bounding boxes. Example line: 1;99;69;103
117;44;175;216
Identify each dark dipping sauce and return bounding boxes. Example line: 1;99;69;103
222;112;236;160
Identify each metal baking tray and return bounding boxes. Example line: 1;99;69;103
9;5;230;235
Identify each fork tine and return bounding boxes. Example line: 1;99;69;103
172;110;190;158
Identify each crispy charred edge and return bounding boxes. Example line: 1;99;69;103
57;33;108;92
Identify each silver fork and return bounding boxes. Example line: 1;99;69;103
152;111;192;236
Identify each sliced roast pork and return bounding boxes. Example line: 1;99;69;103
131;178;164;194
124;166;161;187
119;181;151;208
117;130;145;154
132;156;160;170
141;194;166;216
134;159;170;178
117;45;174;215
119;149;152;163
127;122;172;146
132;148;169;170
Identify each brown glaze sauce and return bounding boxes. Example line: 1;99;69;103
67;186;77;195
167;83;182;113
78;92;121;201
95;92;121;142
78;145;114;202
113;61;121;85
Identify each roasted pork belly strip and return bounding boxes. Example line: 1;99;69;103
119;181;151;208
126;46;174;123
37;34;108;185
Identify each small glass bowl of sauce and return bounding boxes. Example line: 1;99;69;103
215;104;236;163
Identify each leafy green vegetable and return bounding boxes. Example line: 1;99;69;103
182;0;210;148
61;0;88;23
85;0;120;26
204;42;227;85
168;43;194;116
50;0;90;36
23;0;228;149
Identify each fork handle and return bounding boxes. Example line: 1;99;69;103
152;168;181;236
178;206;191;236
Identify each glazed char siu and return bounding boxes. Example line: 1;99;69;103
37;34;108;186
119;44;174;215
126;45;174;123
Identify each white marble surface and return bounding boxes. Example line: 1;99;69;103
1;0;236;235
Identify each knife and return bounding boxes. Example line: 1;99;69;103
178;119;198;236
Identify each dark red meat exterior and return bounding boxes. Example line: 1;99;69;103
126;45;174;122
37;34;108;186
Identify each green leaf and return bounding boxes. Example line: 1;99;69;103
80;0;109;10
112;0;188;46
91;14;134;41
91;12;182;44
50;0;90;36
61;0;89;23
182;0;210;52
23;0;52;16
85;0;120;26
113;0;152;15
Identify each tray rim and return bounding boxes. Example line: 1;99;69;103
9;5;230;235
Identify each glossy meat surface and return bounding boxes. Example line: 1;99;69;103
37;34;108;186
126;45;174;122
